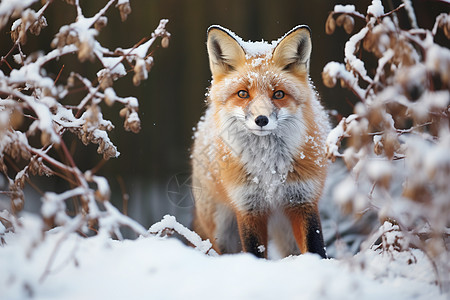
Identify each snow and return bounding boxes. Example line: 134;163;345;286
366;160;392;182
117;19;169;58
426;44;450;82
0;0;37;17
208;25;278;57
402;0;418;29
326;114;359;159
345;27;371;82
333;176;357;206
334;4;356;14
322;62;365;99
367;0;385;17
149;215;217;255
0;213;445;300
98;56;126;77
0;221;5;234
91;175;111;200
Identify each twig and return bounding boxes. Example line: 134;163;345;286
27;147;75;175
116;175;129;216
39;215;84;283
381;3;406;18
0;43;18;68
54;64;65;85
3;156;45;196
89;159;107;175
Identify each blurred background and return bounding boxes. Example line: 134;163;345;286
0;0;447;253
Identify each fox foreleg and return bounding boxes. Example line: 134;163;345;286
236;212;268;258
285;205;327;258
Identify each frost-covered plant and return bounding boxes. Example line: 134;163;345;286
322;0;449;288
149;215;218;256
0;0;170;242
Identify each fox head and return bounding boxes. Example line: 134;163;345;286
206;25;315;143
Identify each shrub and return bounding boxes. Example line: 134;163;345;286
323;0;449;288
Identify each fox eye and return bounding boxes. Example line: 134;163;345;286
237;90;249;99
273;90;285;100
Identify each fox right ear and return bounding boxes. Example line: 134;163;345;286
207;26;246;78
272;25;312;74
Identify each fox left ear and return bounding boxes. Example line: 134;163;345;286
207;26;246;79
272;25;312;74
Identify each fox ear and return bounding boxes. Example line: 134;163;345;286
207;26;246;78
272;25;312;74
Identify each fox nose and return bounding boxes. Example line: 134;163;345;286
255;115;269;127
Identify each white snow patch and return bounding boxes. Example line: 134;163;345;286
334;4;356;14
0;214;445;300
209;25;278;57
345;27;371;82
367;160;392;182
0;0;37;17
367;0;385;17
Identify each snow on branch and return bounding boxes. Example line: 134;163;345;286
149;215;218;256
0;0;170;276
323;0;450;288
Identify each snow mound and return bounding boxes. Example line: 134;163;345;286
0;214;445;300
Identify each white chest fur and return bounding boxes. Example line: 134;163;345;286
218;110;320;211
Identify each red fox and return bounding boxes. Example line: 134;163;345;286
191;25;329;258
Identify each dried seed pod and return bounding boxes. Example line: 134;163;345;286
161;36;170;48
343;147;358;170
10;186;24;214
119;107;128;118
15;173;27;190
373;134;384;156
132;58;148;86
117;2;132;22
145;57;154;72
402;181;431;203
104;87;116;106
132;74;141;86
362;30;375;52
435;13;450;39
20;147;31;161
29;157;40;176
322;71;337;88
94;16;108;31
10;22;20;43
98;69;113;90
343;15;355;34
40;131;51;146
445;20;450;39
66;31;78;45
325;13;336;35
383;132;399;160
67;73;76;87
78;37;95;62
10;109;24;129
124;111;141;133
336;14;346;26
29;16;47;36
367;107;384;127
51;26;72;49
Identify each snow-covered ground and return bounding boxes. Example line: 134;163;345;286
0;214;446;300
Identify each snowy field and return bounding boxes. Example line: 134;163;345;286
1;214;447;300
0;0;449;299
